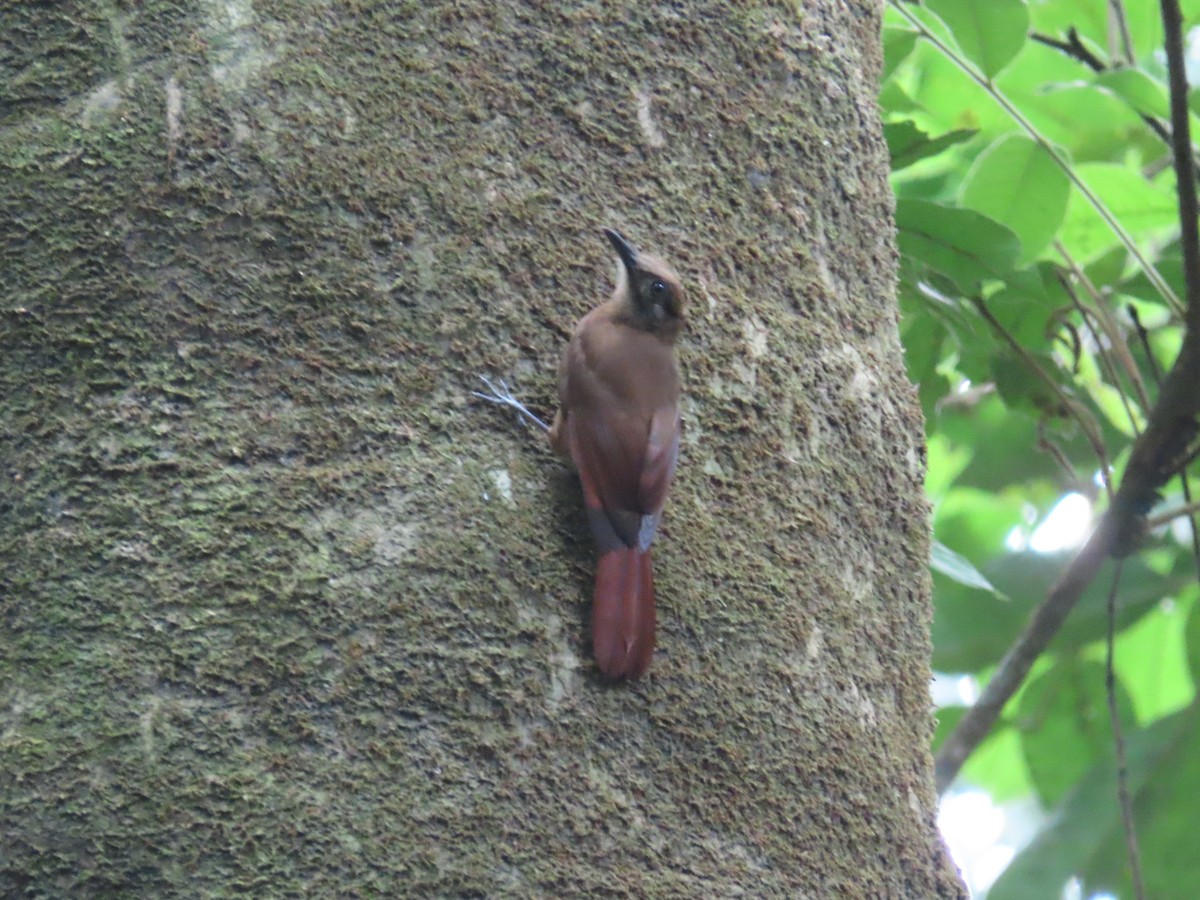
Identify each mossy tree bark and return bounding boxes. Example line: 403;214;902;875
1;0;964;895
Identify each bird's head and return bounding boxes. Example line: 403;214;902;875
604;228;685;339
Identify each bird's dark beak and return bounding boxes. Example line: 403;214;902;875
603;228;639;273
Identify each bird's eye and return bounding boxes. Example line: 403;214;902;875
650;280;667;294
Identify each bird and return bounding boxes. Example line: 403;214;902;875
474;228;685;679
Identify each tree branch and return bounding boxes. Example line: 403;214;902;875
1145;497;1200;529
1030;28;1105;71
1162;0;1200;334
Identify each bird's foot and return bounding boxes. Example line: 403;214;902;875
471;375;550;432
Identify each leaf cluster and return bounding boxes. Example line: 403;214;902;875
883;1;1200;896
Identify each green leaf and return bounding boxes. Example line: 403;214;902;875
897;30;1009;136
936;392;1099;492
961;721;1035;800
882;26;918;83
960;135;1070;264
884;121;977;171
924;432;973;499
1084;245;1132;290
931;540;1004;596
1116;597;1195;724
926;0;1030;80
1060;163;1179;263
932;705;966;752
932;576;1032;675
991;351;1070;417
1029;81;1148;162
898;267;981;332
1118;249;1186;313
1187;596;1200;684
982;263;1070;354
1028;4;1174;63
932;485;1028;563
1026;0;1106;54
932;552;1182;673
878;80;923;115
1077;351;1145;438
1094;68;1170;119
1023;553;1182;653
1017;659;1134;806
1092;700;1200;896
990;709;1190;900
895;199;1022;290
898;302;946;387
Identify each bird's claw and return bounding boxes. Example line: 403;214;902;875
471;375;550;432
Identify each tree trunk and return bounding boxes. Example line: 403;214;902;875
1;0;964;895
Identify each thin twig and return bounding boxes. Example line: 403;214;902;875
1145;498;1200;529
1030;29;1105;70
1108;1;1136;65
1104;557;1146;900
1036;420;1081;484
1175;477;1200;570
1127;305;1163;384
1056;246;1151;412
970;296;1114;500
1058;280;1142;439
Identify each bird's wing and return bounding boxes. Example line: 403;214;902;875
566;401;679;553
639;405;681;516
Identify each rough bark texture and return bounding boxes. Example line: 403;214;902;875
1;0;964;895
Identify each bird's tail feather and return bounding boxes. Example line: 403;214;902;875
592;548;656;679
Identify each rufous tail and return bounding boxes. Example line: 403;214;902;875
592;548;656;679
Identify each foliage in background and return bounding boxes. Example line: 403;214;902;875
883;1;1200;897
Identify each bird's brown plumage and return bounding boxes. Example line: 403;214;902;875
549;229;685;679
